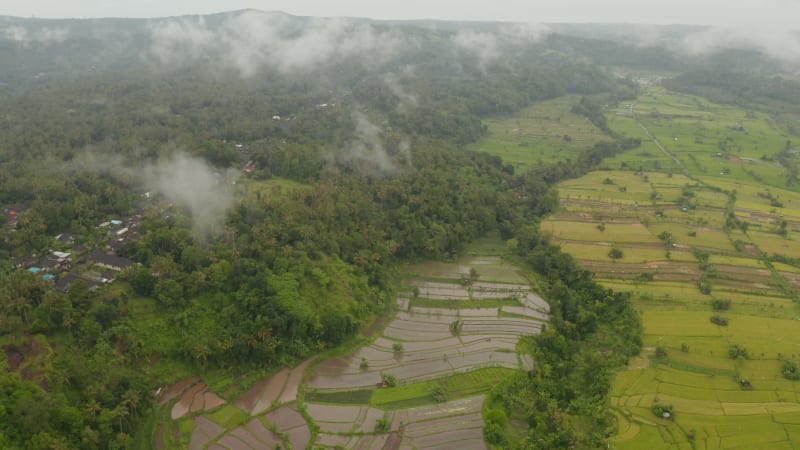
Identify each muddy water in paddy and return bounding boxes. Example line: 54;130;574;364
233;364;294;414
265;405;311;450
189;416;225;450
310;296;545;390
203;391;226;410
316;433;350;447
277;359;311;403
158;375;200;405
244;418;280;444
171;382;206;419
216;434;250;450
227;420;282;448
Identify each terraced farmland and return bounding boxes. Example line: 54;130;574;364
471;95;612;170
537;88;800;449
151;362;314;450
305;255;548;448
148;253;547;449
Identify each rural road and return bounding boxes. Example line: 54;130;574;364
630;102;689;175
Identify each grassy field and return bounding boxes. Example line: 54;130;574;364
590;89;800;449
369;367;515;410
468;90;800;448
470;95;612;171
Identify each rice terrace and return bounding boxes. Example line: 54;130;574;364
146;246;549;449
533;85;800;449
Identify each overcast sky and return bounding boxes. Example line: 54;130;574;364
2;0;799;28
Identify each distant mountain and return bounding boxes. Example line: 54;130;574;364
0;10;796;96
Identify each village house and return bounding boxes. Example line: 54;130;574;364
99;270;118;283
55;274;102;293
88;251;135;272
55;233;75;244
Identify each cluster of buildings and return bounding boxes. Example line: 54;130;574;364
3;204;28;228
13;216;140;293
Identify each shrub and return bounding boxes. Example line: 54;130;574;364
710;315;728;326
469;267;480;281
392;342;404;353
636;272;654;282
655;345;668;360
712;298;731;310
485;409;509;429
381;373;397;387
484;422;506;445
783;360;800;380
652;403;675;420
693;248;710;263
484;409;509;445
698;279;712;295
430;385;447;403
608;245;624;260
374;413;391;432
360;357;369;370
729;344;749;360
450;319;463;335
681;343;690;353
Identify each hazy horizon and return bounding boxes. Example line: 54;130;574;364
3;0;799;29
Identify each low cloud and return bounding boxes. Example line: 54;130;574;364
347;112;396;174
2;25;69;46
62;149;237;238
333;111;411;176
146;10;408;77
452;23;550;68
143;153;239;238
382;71;418;111
678;26;800;62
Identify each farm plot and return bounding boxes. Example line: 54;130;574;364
151;360;313;450
471;95;611;170
151;252;543;448
403;255;529;284
305;259;546;448
309;277;545;391
308;395;488;450
308;313;540;390
234;359;312;415
157;377;227;420
583;87;800;449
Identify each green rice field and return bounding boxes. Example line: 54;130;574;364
472;89;800;448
